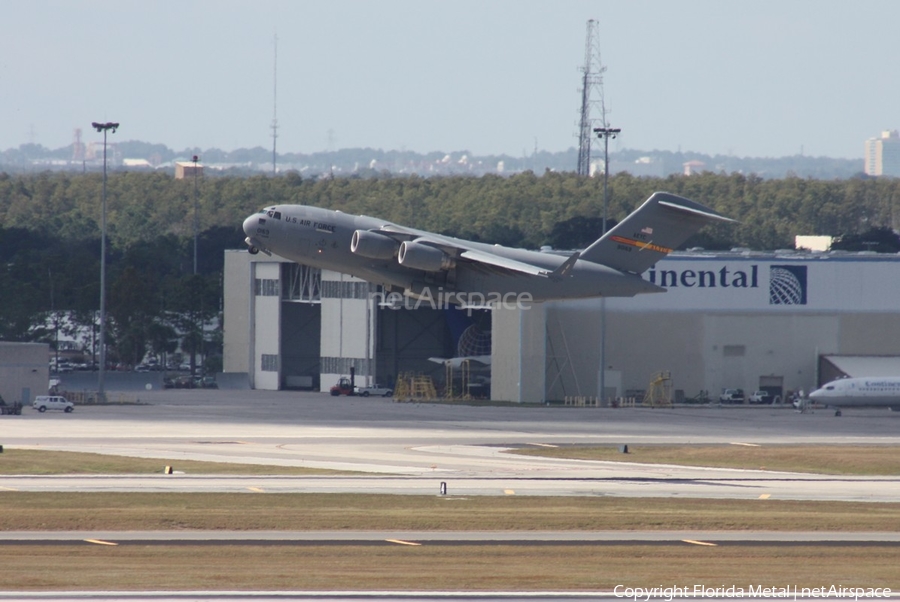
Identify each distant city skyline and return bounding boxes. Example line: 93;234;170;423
3;139;865;181
2;0;898;160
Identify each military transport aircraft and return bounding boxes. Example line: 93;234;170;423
242;191;734;304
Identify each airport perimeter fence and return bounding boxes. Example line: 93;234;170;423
59;390;140;405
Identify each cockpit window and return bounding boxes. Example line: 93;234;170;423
273;211;282;220
825;386;834;390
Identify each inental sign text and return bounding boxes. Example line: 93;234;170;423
645;265;759;288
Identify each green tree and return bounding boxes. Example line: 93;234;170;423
165;273;220;374
108;265;159;366
831;227;900;253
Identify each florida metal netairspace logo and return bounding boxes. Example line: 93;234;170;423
769;265;807;305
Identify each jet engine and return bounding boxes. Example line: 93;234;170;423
350;230;399;260
398;240;454;272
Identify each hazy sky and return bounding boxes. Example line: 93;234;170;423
1;0;896;159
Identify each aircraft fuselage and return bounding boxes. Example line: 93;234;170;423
243;204;661;303
809;377;900;408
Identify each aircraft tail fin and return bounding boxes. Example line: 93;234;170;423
579;192;734;274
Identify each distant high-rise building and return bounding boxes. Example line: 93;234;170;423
864;130;900;176
72;128;84;162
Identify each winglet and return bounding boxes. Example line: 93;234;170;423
549;252;580;280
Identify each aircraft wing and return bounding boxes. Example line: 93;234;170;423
457;248;552;276
428;355;492;367
375;224;562;278
360;191;731;280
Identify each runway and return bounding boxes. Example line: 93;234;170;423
3;393;900;598
4;471;900;501
3;389;900;502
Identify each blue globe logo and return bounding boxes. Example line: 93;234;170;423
769;266;805;305
458;325;491;357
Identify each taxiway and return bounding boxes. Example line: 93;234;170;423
3;389;900;502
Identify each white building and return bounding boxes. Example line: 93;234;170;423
223;251;459;392
864;130;900;177
0;342;50;405
223;249;900;403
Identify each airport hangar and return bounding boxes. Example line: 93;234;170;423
222;248;900;403
0;342;49;406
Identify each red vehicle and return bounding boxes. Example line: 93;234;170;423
330;377;355;396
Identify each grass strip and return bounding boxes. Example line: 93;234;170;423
511;444;900;475
1;544;898;590
6;445;900;476
2;492;900;532
0;449;346;475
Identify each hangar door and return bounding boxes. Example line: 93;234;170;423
757;375;783;401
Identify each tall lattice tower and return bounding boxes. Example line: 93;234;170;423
576;19;608;176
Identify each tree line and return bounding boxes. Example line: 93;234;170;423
1;170;898;360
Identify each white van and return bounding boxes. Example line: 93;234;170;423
33;395;74;413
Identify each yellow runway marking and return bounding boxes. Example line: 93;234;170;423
759;494;771;499
528;443;558;448
730;442;760;447
0;486;18;491
247;487;265;493
386;539;421;546
84;539;118;546
682;539;718;547
504;489;516;495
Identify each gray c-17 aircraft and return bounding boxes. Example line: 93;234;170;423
242;191;734;304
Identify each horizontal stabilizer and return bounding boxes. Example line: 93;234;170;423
579;192;734;274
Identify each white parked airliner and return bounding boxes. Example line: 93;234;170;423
809;377;900;411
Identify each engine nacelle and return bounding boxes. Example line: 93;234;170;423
398;240;454;272
350;230;399;260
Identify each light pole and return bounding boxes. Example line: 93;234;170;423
593;127;620;234
593;126;620;405
49;268;58;373
92;121;118;401
191;154;202;376
192;154;200;275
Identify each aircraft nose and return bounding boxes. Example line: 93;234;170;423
243;214;257;237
